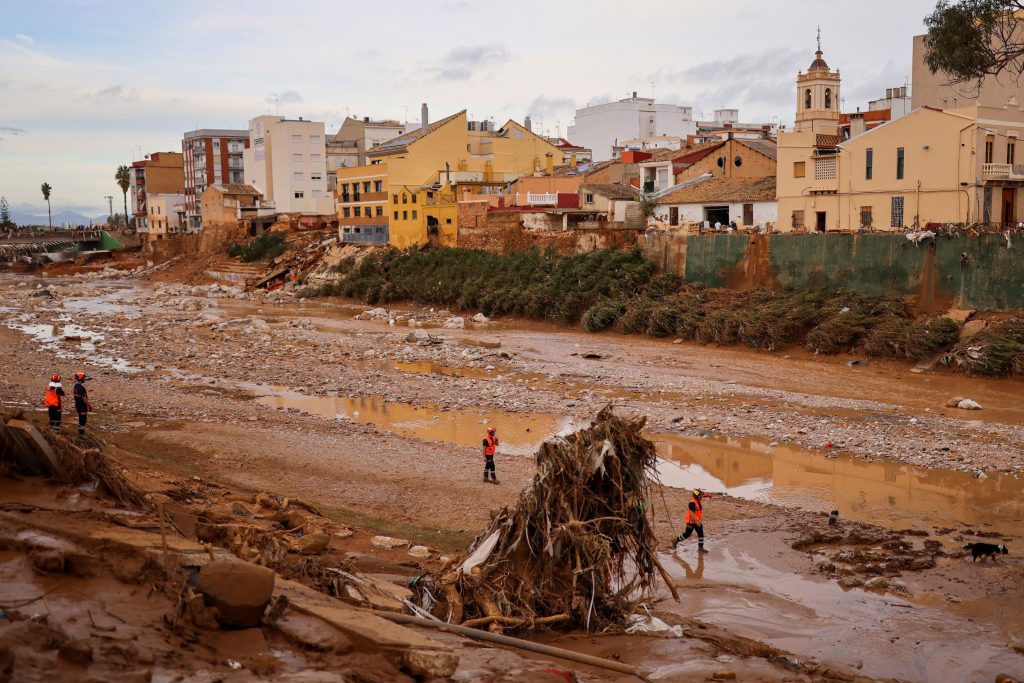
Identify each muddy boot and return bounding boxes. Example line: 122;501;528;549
491;478;500;485
698;544;708;553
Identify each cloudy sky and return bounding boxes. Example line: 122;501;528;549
2;0;938;216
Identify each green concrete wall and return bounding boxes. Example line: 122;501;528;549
679;233;1024;311
98;230;125;250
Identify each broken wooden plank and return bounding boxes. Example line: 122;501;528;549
6;419;71;482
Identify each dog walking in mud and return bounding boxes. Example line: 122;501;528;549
674;488;712;552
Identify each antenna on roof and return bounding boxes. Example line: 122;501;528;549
817;25;822;52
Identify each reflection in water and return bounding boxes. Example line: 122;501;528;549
676;552;705;580
653;433;1024;535
254;391;573;455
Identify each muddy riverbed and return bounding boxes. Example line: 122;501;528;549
2;273;1023;681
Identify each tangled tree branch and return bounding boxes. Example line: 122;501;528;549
924;0;1024;83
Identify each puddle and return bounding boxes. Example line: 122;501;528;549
653;433;1024;536
660;545;1023;682
252;390;573;455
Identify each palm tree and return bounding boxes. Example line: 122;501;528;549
40;183;52;228
115;165;131;231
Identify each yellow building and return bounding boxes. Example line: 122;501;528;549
778;48;1024;231
335;110;561;248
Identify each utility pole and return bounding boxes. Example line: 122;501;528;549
104;195;113;226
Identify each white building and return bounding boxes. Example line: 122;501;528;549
567;93;697;162
652;176;777;228
242;115;334;215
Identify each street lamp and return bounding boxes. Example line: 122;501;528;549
104;195;113;226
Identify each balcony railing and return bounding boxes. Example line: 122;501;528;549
526;192;558;205
982;163;1024;181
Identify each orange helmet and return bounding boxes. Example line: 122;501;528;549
487;426;497;435
74;371;86;381
51;374;60;382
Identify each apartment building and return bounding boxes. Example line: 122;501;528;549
144;193;186;240
241;115;334;215
129;152;184;231
335;110;562;248
181;129;248;230
567;93;697;162
326;116;405;190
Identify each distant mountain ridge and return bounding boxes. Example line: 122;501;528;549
8;205;110;227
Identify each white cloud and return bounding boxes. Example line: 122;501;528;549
14;33;33;44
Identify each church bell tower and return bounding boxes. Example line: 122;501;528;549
795;30;841;134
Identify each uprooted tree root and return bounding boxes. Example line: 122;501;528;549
412;406;676;635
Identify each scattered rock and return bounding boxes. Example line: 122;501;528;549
371;535;409;550
408;545;431;559
995;674;1019;683
712;673;737;681
472;313;489;323
196;560;275;628
272;613;353;653
30;550;66;573
442;317;465;330
959;319;988;342
956;398;982;411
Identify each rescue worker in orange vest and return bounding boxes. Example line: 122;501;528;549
674;488;711;552
482;426;499;484
44;374;66;433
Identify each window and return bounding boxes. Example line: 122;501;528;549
985;135;995;163
411;193;417;202
865;148;873;180
402;194;408;204
310;153;321;162
860;206;873;228
213;140;220;148
292;153;303;162
311;173;322;181
412;210;417;219
1008;140;1016;165
292;134;302;143
896;148;905;180
446;218;452;224
354;207;361;217
585;193;594;204
792;210;805;228
804;89;812;109
376;206;383;217
294;191;304;199
293;171;303;181
394;211;399;219
891;196;904;226
309;135;321;144
363;181;371;193
343;207;351;218
341;183;350;197
824;88;832;109
392;194;398;204
793;161;806;178
402;211;408;219
374;180;383;192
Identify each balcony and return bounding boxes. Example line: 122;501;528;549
526;192;558;206
982;163;1024;182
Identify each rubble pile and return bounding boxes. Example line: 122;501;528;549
414;406;675;634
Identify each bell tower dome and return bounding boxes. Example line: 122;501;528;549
795;31;841;134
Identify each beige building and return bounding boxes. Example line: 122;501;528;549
242;115;334;216
198;184;276;250
144;193;186;241
911;32;1024;111
778;47;1024;231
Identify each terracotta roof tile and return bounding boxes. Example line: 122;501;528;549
654;176;776;205
212;183;261;196
580;183;640;200
736;138;777;160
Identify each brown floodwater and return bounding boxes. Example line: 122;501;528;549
251;389;574;455
655;432;1024;536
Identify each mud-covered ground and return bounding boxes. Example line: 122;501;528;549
1;273;1023;682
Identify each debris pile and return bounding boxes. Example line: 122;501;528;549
246;231;338;291
413;406;674;634
942;318;1024;377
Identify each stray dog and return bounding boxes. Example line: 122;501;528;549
963;542;1009;562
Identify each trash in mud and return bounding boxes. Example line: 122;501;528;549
411;405;675;634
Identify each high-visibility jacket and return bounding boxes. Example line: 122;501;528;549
483;435;498;457
684;499;703;526
44;388;62;409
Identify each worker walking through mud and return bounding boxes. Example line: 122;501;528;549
44;374;65;433
674;488;712;552
482;426;499;484
73;371;92;435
